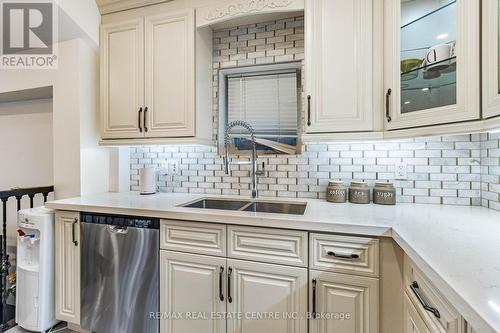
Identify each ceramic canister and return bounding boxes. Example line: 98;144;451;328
373;181;396;205
348;181;370;204
326;180;347;203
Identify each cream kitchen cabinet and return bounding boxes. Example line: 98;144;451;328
309;271;379;333
309;233;380;333
54;211;81;324
404;256;465;333
160;221;308;333
227;259;308;333
160;251;226;333
100;6;195;140
304;0;376;133
159;252;308;333
384;0;480;130
482;0;500;118
100;17;144;139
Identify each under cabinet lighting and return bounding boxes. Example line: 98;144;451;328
421;87;429;92
404;101;411;105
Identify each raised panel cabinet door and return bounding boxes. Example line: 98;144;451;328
403;293;431;333
145;9;195;138
310;270;379;333
482;0;500;118
305;0;374;132
54;211;81;324
160;251;226;333
100;17;145;139
384;0;480;130
226;259;308;333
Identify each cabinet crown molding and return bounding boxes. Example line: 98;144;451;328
196;0;304;27
96;0;172;15
205;0;293;20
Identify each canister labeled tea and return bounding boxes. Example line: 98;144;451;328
349;181;370;204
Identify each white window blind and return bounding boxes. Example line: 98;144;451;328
227;72;298;136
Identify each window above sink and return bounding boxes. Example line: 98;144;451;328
218;62;302;156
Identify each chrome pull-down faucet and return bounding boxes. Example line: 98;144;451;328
223;120;264;198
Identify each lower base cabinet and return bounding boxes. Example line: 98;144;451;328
227;259;308;333
54;211;81;325
309;270;379;333
160;251;226;333
160;252;308;333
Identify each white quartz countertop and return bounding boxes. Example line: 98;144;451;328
46;192;500;333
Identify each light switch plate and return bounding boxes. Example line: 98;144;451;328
395;162;407;180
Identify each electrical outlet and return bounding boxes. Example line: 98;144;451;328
169;161;179;176
395;162;407;180
159;162;169;176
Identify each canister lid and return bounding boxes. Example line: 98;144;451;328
328;179;344;186
375;180;394;188
350;180;368;187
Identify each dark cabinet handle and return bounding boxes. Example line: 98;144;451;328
410;281;440;319
326;251;359;260
307;95;312;126
312;278;317;319
138;107;143;132
72;218;78;246
385;89;392;122
227;267;233;303
219;266;224;302
144;107;148;132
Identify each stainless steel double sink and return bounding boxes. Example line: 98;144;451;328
180;198;307;215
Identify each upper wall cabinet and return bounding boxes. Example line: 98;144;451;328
384;0;480;130
144;11;195;137
305;0;375;133
100;7;195;140
482;0;500;119
101;18;145;139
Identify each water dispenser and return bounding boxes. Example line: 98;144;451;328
16;207;58;332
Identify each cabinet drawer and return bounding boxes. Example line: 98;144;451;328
404;256;463;333
228;226;308;267
160;220;226;257
310;233;379;277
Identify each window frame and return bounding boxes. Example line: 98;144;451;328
218;62;302;153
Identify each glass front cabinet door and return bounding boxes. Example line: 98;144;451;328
384;0;480;130
482;0;500;118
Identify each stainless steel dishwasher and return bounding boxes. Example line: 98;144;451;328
80;213;159;333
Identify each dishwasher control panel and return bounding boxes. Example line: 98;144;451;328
81;212;159;229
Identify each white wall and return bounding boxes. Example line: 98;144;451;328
0;38;111;200
0;99;54;241
55;0;100;45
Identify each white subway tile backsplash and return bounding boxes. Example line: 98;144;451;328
130;131;500;211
